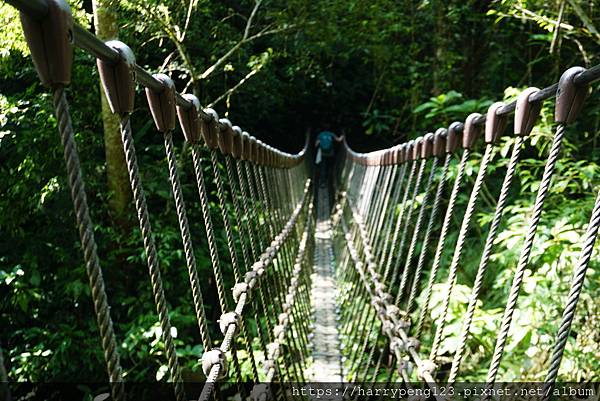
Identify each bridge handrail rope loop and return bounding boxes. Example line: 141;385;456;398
7;0;600;397
335;63;599;393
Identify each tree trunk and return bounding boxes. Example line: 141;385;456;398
92;0;132;226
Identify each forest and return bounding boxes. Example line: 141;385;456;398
1;0;600;399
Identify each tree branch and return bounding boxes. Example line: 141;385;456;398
566;0;600;40
206;67;261;108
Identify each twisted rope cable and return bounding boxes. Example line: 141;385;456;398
416;149;469;338
390;158;427;291
164;132;211;350
197;182;311;401
243;162;268;250
225;156;251;269
52;87;125;401
190;147;245;391
369;166;393;245
396;157;438;305
119;115;185;401
431;144;493;361
210;151;241;281
209;151;259;381
448;137;524;383
375;164;407;264
542;187;600;398
191;145;229;313
486;123;566;385
406;154;451;314
235;160;259;260
382;161;416;282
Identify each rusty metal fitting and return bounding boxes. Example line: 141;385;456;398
218;311;241;335
390;337;404;353
405;140;414;161
241;132;251;161
200;108;220;149
421;133;434;158
97;41;136;115
514;87;541;136
20;0;74;87
249;136;259;164
446;122;463;153
412;137;423;160
433;128;447;157
485;102;508;144
555;66;589;124
381;320;395;335
201;348;228;378
397;144;405;164
145;73;176;132
176;94;201;143
231;126;243;159
217;118;234;156
463;113;482;149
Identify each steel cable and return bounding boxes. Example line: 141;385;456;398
53;87;126;401
542;187;600;398
119;115;185;401
431;144;493;361
406;154;451;314
163;132;212;350
448;137;524;382
416;149;469;338
486;123;566;385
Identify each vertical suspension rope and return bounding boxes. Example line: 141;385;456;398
52;87;125;401
163;132;212;350
486;123;565;385
382;160;417;282
119;115;185;401
396;156;438;304
406;153;451;314
416;148;469;338
542;188;600;398
430;143;493;361
448;136;524;382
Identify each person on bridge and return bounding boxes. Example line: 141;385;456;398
315;129;343;188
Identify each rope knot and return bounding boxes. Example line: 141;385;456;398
232;282;250;303
218;311;241;335
267;342;281;359
244;271;258;289
201;348;228;379
278;313;289;326
417;359;437;380
273;324;286;342
406;337;420;351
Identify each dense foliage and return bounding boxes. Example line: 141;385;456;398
1;0;600;395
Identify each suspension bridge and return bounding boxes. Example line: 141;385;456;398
3;0;600;400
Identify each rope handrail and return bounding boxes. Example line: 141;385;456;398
199;180;311;401
333;64;600;395
4;0;600;397
6;0;308;167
